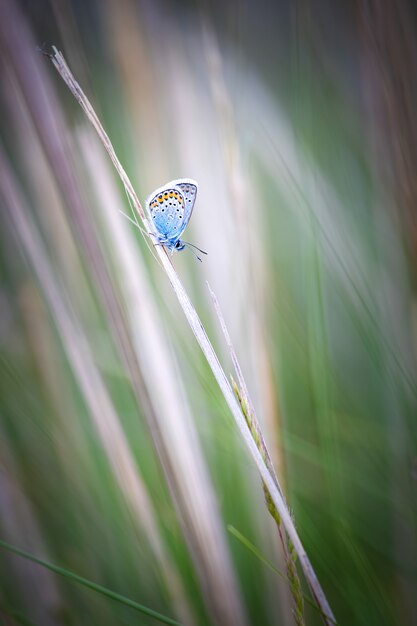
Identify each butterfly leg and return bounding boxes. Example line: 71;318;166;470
153;240;172;254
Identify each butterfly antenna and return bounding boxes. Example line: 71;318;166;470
186;246;203;262
182;240;208;256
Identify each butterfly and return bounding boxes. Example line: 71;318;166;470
145;178;207;261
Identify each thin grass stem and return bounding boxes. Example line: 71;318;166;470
47;46;336;626
0;540;183;626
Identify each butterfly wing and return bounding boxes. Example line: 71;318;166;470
146;185;187;242
173;179;198;226
146;178;198;243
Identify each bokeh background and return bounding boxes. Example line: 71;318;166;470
1;1;417;624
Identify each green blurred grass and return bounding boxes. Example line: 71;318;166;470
1;1;417;625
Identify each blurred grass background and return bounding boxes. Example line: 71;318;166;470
1;0;417;624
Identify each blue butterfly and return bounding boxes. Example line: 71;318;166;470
146;178;207;261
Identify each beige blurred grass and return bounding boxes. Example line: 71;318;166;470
0;145;196;625
2;1;417;625
0;0;336;623
79;127;248;626
1;24;248;623
46;37;334;624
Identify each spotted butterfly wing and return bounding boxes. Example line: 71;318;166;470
174;179;198;222
146;178;198;249
147;186;186;244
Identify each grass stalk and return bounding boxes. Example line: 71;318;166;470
46;46;336;625
208;283;305;626
0;540;182;626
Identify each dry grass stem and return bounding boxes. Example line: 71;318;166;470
208;283;305;626
47;46;336;625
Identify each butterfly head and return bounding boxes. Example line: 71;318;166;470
174;240;186;252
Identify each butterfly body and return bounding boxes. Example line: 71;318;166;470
146;178;205;258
